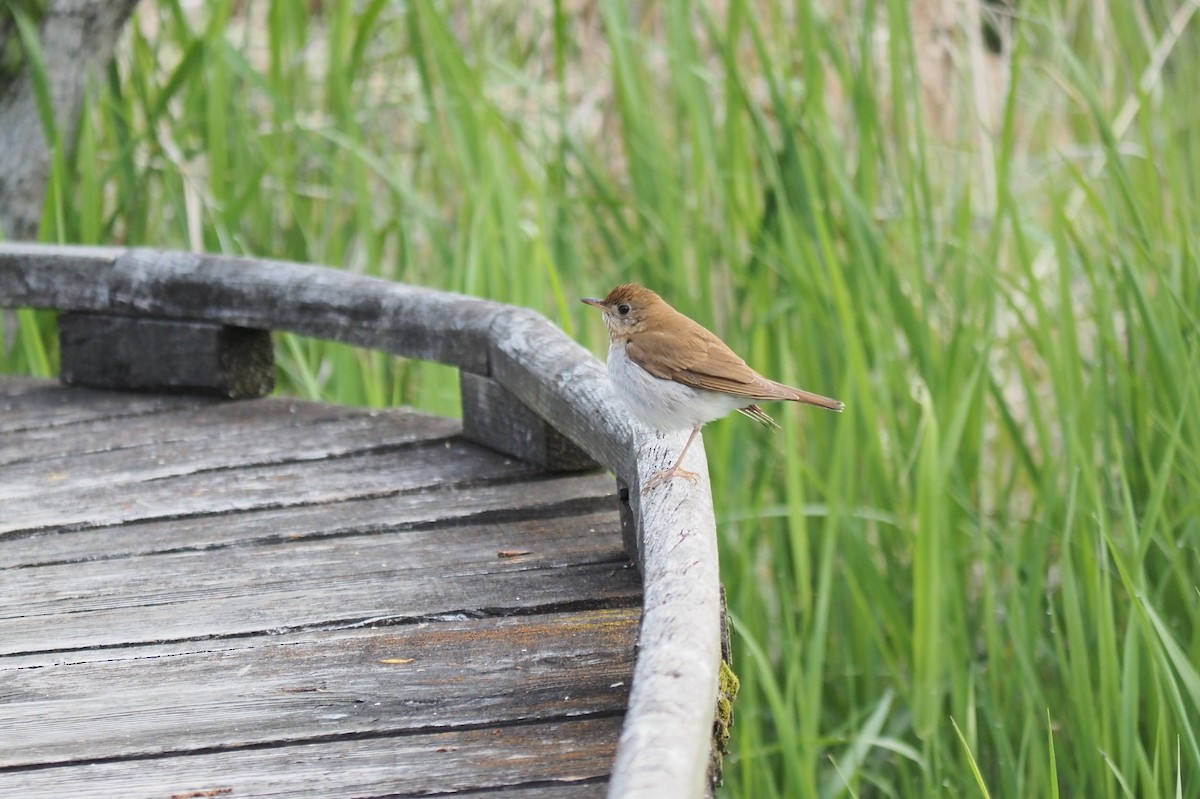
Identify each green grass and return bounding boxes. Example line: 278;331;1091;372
4;1;1200;796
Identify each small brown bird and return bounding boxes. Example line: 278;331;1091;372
583;284;843;492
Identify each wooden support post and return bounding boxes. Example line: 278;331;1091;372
709;584;738;790
616;479;640;568
58;312;274;398
459;371;598;472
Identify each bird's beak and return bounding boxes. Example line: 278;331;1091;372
580;297;607;312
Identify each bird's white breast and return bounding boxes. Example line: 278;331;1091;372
606;341;746;432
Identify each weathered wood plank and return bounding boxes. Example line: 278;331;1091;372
7;507;628;621
1;512;637;655
460;371;598;472
0;471;618;569
0;374;62;396
1;557;635;656
609;431;723;799
0;244;120;299
0;609;636;768
0;246;730;798
0;400;461;495
0;245;506;374
0;439;537;535
0;247;639;473
0;392;394;466
0;380;217;434
483;310;726;797
0;716;618;799
59;312;275;397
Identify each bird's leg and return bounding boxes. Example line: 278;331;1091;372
642;425;702;493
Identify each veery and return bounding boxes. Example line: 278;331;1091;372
583;284;843;492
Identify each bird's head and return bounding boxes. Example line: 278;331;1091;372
581;284;666;341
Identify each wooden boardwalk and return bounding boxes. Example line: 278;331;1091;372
0;244;729;798
0;375;641;798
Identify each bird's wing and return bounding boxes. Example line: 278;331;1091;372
624;315;793;401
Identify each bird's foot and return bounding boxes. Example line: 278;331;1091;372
641;465;699;494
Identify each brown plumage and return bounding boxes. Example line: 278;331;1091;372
582;283;843;491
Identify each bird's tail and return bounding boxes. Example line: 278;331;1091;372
773;382;845;412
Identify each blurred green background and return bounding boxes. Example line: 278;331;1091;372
3;1;1199;796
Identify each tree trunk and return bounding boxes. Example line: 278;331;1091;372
0;0;141;241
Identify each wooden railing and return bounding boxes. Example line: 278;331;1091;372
0;242;725;799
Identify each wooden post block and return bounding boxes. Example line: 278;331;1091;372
58;312;274;398
460;371;598;472
616;479;641;568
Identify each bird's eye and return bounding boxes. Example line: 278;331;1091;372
617;304;631;316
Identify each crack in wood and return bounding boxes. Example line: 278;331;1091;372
5;492;621;570
0;710;628;775
1;593;641;660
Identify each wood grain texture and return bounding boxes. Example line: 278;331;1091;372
485;312;726;797
0;471;619;570
0;245;634;470
0;389;387;466
0;716;619;799
0;245;504;373
0;378;217;435
0;245;729;798
608;430;722;799
0;378;641;797
59;312;275;397
0;398;461;498
0;426;543;535
0;442;531;534
2;511;637;655
461;371;598;472
1;610;637;766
